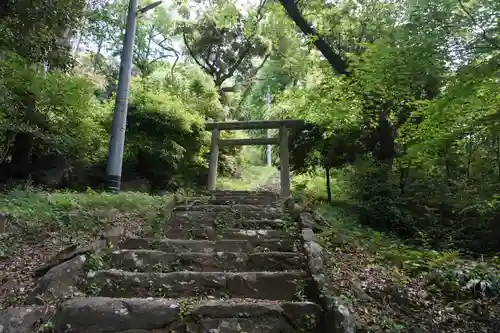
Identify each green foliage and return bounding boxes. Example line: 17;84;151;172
0;52;109;184
270;0;500;256
318;206;500;300
123;76;208;191
0;187;165;232
0;0;87;68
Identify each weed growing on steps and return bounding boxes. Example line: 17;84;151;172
37;319;56;333
84;253;109;272
149;282;173;297
80;253;110;296
150;240;176;252
179;297;197;319
294;279;308;301
152;258;184;272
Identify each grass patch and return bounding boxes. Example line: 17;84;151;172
1;187;167;226
292;168;351;203
316;205;500;332
217;165;276;190
0;187;175;308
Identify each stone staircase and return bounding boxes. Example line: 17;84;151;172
53;190;323;332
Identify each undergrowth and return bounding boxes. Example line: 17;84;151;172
0;186;175;307
0;186;171;248
317;206;500;332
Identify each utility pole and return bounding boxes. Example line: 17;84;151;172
266;85;272;166
106;0;161;193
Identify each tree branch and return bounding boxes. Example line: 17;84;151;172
182;31;213;76
235;53;271;111
219;0;268;83
157;39;180;76
458;0;500;50
278;0;350;76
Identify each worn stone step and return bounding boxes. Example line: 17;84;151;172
182;196;279;206
85;270;307;301
174;204;280;213
54;297;321;333
108;250;304;272
167;218;290;232
165;226;292;241
120;237;295;253
171;206;283;222
202;190;278;198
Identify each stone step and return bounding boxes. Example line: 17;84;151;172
182;196;279;206
85;270;308;301
165;226;292;240
171;206;282;221
54;297;321;333
120;237;295;253
167;218;290;232
174;204;280;213
108;250;304;272
202;190;278;198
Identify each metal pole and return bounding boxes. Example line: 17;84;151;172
279;125;290;198
106;0;139;193
265;85;272;166
207;127;220;191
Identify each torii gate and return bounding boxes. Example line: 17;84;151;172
205;119;304;198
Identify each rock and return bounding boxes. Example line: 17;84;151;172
29;254;87;304
34;244;88;277
0;213;7;233
0;213;17;234
34;226;123;278
311;211;328;227
303;239;324;275
330;297;357;333
301;228;316;243
352;279;371;301
301;213;321;231
387;286;409;305
0;306;44;333
101;226;123;248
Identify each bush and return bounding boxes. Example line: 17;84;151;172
0;52;109;186
122;77;207;192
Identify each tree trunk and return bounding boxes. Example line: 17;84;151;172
94;38;103;71
8;94;37;179
9;132;34;179
325;165;332;203
278;0;349;75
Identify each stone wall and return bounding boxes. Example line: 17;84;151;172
283;198;357;333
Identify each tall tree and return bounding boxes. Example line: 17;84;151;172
179;0;271;110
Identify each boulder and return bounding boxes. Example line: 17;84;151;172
0;213;7;233
29;255;87;304
0;306;44;333
34;227;123;277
